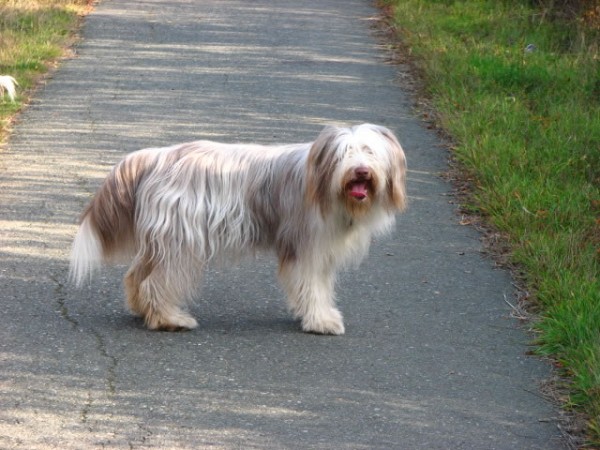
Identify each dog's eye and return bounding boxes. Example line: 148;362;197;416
361;146;374;155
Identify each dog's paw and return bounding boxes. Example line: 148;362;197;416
301;308;345;335
146;311;198;332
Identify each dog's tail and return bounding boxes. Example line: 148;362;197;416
69;150;155;286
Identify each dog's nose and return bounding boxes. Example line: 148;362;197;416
354;166;370;179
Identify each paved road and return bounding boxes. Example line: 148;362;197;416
0;0;563;448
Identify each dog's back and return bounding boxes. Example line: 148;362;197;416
69;142;310;285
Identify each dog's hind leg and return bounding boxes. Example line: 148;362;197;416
278;259;345;335
124;257;198;331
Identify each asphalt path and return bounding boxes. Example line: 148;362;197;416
0;0;563;448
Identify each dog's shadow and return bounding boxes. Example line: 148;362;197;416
122;313;299;335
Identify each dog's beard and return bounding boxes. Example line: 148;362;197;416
339;169;380;219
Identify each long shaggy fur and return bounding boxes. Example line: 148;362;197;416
70;124;407;334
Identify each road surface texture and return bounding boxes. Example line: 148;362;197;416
0;0;563;448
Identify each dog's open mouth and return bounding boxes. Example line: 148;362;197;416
347;180;370;200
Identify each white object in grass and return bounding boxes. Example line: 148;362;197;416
0;75;19;102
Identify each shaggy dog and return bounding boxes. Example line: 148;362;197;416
70;124;407;334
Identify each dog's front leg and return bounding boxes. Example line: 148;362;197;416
278;260;345;335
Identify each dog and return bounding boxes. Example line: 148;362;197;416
69;124;407;334
0;75;18;102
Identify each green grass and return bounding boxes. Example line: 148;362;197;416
0;0;90;140
380;0;599;444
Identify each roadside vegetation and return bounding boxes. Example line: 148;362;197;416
0;0;91;141
379;0;599;444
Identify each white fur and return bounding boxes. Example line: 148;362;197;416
70;216;103;286
0;76;18;102
70;124;407;334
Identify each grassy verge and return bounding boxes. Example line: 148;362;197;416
0;0;92;141
379;0;599;444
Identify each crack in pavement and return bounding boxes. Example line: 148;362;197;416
90;327;118;397
51;273;80;331
50;271;118;427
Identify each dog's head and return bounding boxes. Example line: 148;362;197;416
306;123;407;218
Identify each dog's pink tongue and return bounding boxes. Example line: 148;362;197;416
349;182;368;199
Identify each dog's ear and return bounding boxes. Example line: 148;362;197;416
306;126;342;216
375;125;407;211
